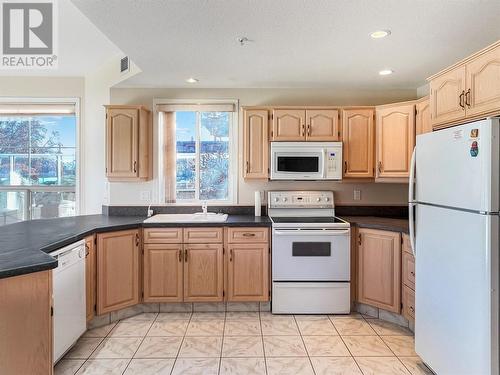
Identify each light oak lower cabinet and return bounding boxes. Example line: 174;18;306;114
143;244;183;302
401;233;416;322
184;244;224;302
97;229;140;315
227;243;269;301
85;235;96;322
357;228;401;313
0;270;53;375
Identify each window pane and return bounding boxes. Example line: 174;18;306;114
30;115;76;149
199;112;229;200
31;191;76;220
175;112;196;200
0;117;29;153
0;191;26;226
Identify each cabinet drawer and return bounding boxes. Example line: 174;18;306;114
402;285;415;321
144;228;183;244
402;233;412;255
184;227;223;243
227;227;269;243
402;251;415;290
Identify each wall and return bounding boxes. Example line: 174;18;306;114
82;58;141;214
108;87;417;206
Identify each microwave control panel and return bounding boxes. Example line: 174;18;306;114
325;148;341;179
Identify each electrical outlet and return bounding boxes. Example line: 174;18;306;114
353;189;361;201
140;190;151;202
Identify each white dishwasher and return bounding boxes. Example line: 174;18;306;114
52;240;87;363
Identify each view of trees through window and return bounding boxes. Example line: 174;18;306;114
0;114;76;225
175;111;230;201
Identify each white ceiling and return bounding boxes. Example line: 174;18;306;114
0;0;122;76
71;0;500;89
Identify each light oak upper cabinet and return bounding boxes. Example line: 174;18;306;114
97;229;140;315
429;66;466;126
105;105;152;181
272;109;305;141
428;40;500;128
342;108;374;178
143;244;183;303
243;109;269;179
306;109;340;141
376;103;415;180
184;244;224;302
416;96;432;135
357;228;401;313
85;236;96;322
226;228;269;302
465;42;500;117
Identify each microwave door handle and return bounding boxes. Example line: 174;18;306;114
322;150;327;178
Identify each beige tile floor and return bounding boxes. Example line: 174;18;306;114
55;311;433;375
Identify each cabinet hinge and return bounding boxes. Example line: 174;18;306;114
338;131;340;137
51;306;54;317
223;247;225;255
141;291;144;298
401;236;404;245
270;130;274;138
271;113;274;120
338;112;340;120
94;304;97;312
94;237;97;246
268;290;271;297
269;247;271;254
223;290;225;297
358;233;362;246
415;107;418;116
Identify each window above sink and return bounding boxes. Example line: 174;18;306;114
157;100;238;205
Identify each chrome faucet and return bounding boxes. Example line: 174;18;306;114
201;200;208;215
147;204;154;217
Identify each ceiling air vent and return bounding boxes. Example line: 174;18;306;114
120;56;129;73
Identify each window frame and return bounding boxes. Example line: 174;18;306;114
155;99;239;205
0;97;81;221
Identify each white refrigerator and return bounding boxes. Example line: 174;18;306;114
409;118;499;375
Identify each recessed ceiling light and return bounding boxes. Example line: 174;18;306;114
379;69;394;76
370;30;391;39
185;77;199;83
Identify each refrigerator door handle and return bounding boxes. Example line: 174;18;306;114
408;147;417;257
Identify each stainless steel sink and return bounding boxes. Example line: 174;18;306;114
143;212;228;223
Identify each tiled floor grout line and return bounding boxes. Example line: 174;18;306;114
217;311;227;375
170;311;193;375
121;312;159;375
329;317;366;375
259;310;269;375
293;315;317;375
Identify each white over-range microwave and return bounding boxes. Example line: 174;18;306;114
270;142;342;180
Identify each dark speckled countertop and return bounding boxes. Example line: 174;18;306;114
0;214;271;280
341;216;409;233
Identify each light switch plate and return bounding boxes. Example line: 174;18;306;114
353;189;361;201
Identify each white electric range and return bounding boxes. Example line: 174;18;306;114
268;191;351;314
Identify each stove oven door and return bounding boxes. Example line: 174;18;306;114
272;228;350;281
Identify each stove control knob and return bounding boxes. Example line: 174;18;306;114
325;197;330;202
283;197;288;202
316;197;321;202
274;197;280;202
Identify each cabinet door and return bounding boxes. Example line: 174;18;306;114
376;103;415;179
342;109;374;178
184;244;224;302
430;66;466;126
97;230;140;315
85;236;96;322
243;109;269;179
306;109;340;141
416;97;432;135
227;243;269;302
402;285;415;321
272;109;306;141
106;108;138;178
357;228;401;313
466;44;500;117
143;244;183;302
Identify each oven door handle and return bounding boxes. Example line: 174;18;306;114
273;229;350;236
